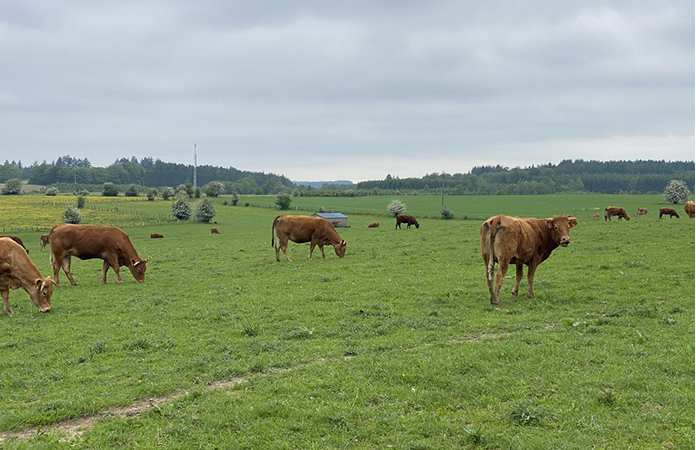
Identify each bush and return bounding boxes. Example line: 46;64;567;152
45;186;59;196
441;205;454;220
205;181;224;198
275;192;292;210
231;193;239;206
194;198;217;223
76;195;86;209
147;188;158;200
63;204;84;224
2;178;22;195
176;183;193;198
102;182;119;197
663;179;691;204
387;199;406;217
125;184;140;197
171;194;191;221
160;186;174;200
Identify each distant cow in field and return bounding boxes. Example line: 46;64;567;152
150;233;164;239
593;213;600;219
272;215;346;262
49;224;148;286
368;222;379;228
395;214;420;229
0;237;54;314
684;201;695;218
210;227;220;234
659;207;680;219
40;234;50;251
480;214;578;308
636;208;648;216
605;206;630;221
0;236;28;253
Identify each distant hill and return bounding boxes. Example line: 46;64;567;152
295;180;354;189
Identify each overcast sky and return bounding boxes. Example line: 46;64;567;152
1;1;693;182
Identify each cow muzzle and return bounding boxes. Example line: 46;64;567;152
560;238;570;247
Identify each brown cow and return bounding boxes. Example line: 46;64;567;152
593;213;601;219
0;237;54;314
605;206;630;221
659;207;680;219
0;236;28;253
684;201;695;218
636;208;648;216
211;227;220;234
480;214;578;308
150;233;164;239
40;234;50;251
395;214;420;229
272;215;346;262
49;224;148;286
368;222;380;228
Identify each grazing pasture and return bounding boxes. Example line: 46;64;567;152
0;194;693;449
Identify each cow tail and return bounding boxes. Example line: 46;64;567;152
488;220;506;278
271;216;280;248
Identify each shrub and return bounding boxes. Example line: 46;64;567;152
171;194;191;221
147;188;158;200
63;204;84;224
176;183;193;198
194;198;216;223
441;205;454;220
125;184;140;197
205;181;224;198
663;179;690;204
231;193;239;206
160;186;174;200
387;199;406;217
102;182;119;197
45;186;59;196
76;195;86;209
2;178;22;195
275;192;292;210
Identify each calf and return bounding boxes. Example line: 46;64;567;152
480;214;577;308
684;201;695;218
659;207;680;219
636;208;648;216
150;233;164;239
368;222;380;228
605;206;630;221
395;214;420;229
0;237;54;314
40;234;50;251
272;215;346;261
211;227;220;234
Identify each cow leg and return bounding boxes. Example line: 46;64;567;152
1;289;12;315
492;260;509;308
62;256;78;286
511;263;523;297
104;257;123;284
319;244;326;259
279;241;291;262
51;254;62;287
308;242;316;259
526;263;538;298
483;256;496;303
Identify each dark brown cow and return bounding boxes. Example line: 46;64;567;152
40;234;50;251
605;206;630;221
49;224;148;286
395;214;420;229
210;227;220;234
659;207;680;219
480;214;578;308
368;222;380;228
684;201;695;218
272;215;346;262
0;236;28;253
636;208;648;216
150;233;164;239
0;237;54;314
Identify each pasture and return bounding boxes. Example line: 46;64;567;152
0;194;693;449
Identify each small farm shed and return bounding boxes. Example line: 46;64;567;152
312;212;348;228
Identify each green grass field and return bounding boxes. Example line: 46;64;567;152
0;194;693;449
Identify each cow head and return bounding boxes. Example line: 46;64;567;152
333;240;347;258
129;258;149;282
31;277;55;312
545;215;578;247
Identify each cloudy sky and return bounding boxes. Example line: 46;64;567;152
1;1;693;182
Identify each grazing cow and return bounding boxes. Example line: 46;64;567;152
480;214;578;308
0;236;28;253
211;227;220;234
593;213;601;218
49;224;148;286
272;215;346;262
150;233;164;239
684;201;695;218
0;237;54;314
368;222;380;228
40;234;50;251
659;207;680;219
604;206;630;221
395;214;420;229
636;208;648;216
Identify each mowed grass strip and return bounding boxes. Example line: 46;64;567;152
0;195;693;449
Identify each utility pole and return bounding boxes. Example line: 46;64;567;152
193;143;197;188
441;172;445;207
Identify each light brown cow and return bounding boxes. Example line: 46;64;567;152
395;214;420;229
593;213;601;218
636;208;648;216
49;224;148;286
40;234;50;251
211;227;220;234
0;236;28;253
0;237;54;314
659;207;680;219
480;214;578;308
605;206;630;221
272;215;346;262
150;233;164;239
684;201;695;218
368;222;380;228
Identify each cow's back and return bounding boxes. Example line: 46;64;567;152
50;224;133;259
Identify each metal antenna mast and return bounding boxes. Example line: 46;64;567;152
193;143;197;188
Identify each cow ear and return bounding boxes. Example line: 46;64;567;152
132;259;139;266
568;216;578;228
142;259;148;263
341;240;346;246
47;277;56;286
35;279;43;289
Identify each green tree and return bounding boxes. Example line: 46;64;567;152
160;186;174;200
45;186;59;196
664;179;690;204
76;195;86;209
102;182;119;197
2;178;22;195
275;192;292;210
387;199;406;217
205;181;224;198
63;204;84;224
194;198;216;223
171;194;191;221
125;184;140;197
441;205;454;220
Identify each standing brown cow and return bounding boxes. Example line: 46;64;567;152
0;237;54;314
395;214;420;229
659;207;680;219
480;214;578;308
636;208;648;216
49;224;148;286
605;206;630;221
40;234;50;251
272;215;346;261
684;201;695;218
